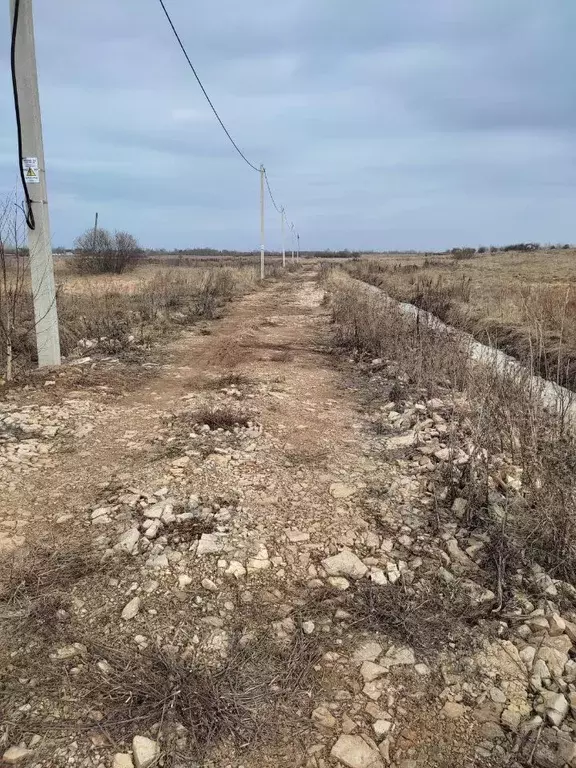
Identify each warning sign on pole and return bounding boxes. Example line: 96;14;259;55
23;157;40;184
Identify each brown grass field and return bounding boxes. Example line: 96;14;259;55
348;248;576;388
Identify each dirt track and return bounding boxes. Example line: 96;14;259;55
0;268;565;767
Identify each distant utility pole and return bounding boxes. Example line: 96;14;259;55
290;222;295;262
259;165;265;280
297;232;300;261
281;207;286;268
10;0;60;367
93;211;99;249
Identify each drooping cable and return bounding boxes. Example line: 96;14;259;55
264;170;282;214
157;0;260;173
10;0;35;230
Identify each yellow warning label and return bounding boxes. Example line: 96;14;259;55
23;161;40;184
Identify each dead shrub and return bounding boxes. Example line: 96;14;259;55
344;580;484;653
269;350;294;363
186;406;251;431
201;372;252;390
20;629;320;760
0;542;104;633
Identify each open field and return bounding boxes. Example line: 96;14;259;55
1;259;263;381
348;249;576;389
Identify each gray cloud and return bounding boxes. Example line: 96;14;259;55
0;0;575;250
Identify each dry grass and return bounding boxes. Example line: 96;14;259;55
327;270;470;393
82;629;320;760
0;541;106;635
325;271;576;603
185;406;252;431
347;250;576;389
345;581;483;653
2;263;257;377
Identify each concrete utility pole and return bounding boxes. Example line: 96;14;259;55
290;222;295;262
281;207;286;268
297;232;300;262
10;0;60;367
93;211;99;249
259;165;265;280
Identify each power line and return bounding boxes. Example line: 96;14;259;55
10;0;35;230
264;170;282;214
156;0;260;173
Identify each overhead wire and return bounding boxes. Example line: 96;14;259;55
264;170;282;214
156;0;298;247
156;0;261;173
10;0;35;230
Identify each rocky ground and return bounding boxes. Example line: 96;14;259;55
2;268;576;768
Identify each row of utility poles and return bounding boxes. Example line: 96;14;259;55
259;165;299;280
9;0;301;371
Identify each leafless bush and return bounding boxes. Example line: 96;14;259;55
73;228;142;275
84;630;319;758
344;580;483;653
185;406;251;431
0;541;105;635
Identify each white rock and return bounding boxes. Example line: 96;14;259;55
330;483;357;499
548;613;566;636
330;734;384;768
322;550;368;580
178;574;193;588
144;520;162;540
2;747;33;764
386;432;416;449
312;705;337;729
383;646;415;667
132;736;159;768
91;507;111;521
353;642;382;663
112;755;134;768
247;556;270;573
197;533;226;556
50;643;87;660
369;568;388;586
121;597;141;621
542;691;569;726
201;577;218;591
286;530;310;543
414;663;430;676
442;701;466;719
373;720;392;738
327;576;350;591
225;561;246;579
143;502;165;520
360;661;388;682
161;504;176;524
116;528;140;554
302;621;315;635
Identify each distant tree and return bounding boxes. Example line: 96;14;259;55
74;228;142;274
477;246;487;254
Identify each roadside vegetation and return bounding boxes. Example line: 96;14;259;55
324;267;576;599
0;212;260;382
346;248;576;390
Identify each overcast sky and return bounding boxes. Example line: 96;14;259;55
0;0;574;251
